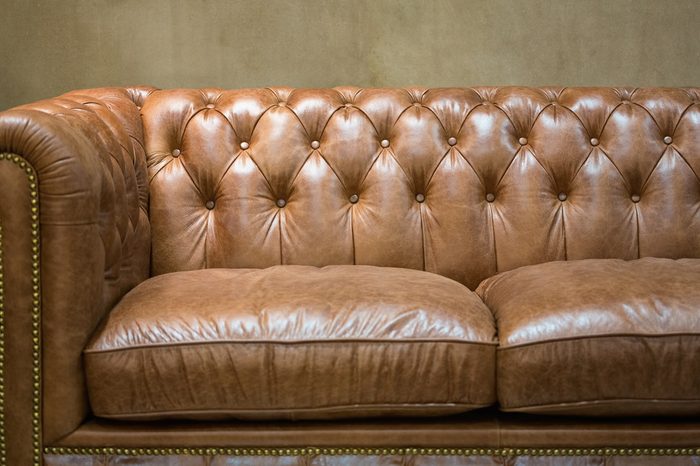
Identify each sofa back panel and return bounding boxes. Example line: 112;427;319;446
141;87;700;289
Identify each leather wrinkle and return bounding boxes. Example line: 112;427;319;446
672;147;700;187
129;134;146;152
488;202;499;272
588;143;629;191
638;147;671;193
491;140;520;192
349;201;357;265
634;200;641;259
382;145;415;188
176;147;207;200
559;203;568;261
354;147;383;190
453;146;487;189
343;104;382;137
568;146;596;187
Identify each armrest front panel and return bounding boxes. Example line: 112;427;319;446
0;87;152;464
0;158;37;465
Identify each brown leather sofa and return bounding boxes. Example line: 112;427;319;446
0;86;698;465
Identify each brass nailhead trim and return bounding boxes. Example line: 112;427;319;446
0;153;42;466
42;446;700;457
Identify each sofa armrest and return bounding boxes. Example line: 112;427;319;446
0;87;152;465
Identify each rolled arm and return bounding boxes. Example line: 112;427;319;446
0;87;153;465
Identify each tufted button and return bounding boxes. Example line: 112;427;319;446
631;194;641;203
518;137;528;146
380;139;390;148
344;103;352;108
447;137;457;146
276;198;287;208
349;194;359;204
486;193;495;203
663;136;673;145
206;104;215;109
205;200;215;210
278;102;287;107
240;141;249;150
558;192;568;202
171;149;181;157
311;140;320;149
590;138;599;146
415;193;425;203
413;102;421;108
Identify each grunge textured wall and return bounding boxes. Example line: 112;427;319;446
1;0;699;110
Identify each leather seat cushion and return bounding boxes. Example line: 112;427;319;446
85;265;497;421
476;258;700;416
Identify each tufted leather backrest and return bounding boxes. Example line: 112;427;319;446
141;87;700;289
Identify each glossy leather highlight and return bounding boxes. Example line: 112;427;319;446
85;266;497;420
142;87;700;290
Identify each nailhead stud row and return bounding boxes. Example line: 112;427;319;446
43;446;700;457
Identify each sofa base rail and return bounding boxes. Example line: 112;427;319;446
42;447;700;466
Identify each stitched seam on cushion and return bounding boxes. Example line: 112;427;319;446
94;402;489;418
85;338;499;354
498;332;700;350
504;398;700;411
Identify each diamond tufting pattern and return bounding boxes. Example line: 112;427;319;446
142;87;700;289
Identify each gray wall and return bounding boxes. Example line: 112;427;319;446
2;0;699;110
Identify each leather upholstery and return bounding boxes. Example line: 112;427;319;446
85;266;496;420
0;86;152;455
142;87;700;290
477;258;700;415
